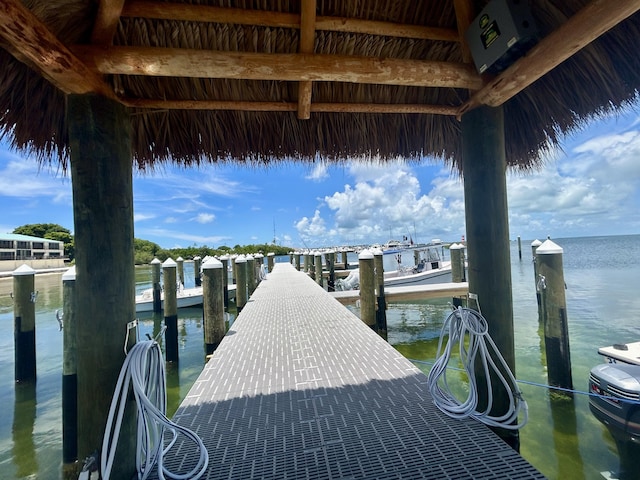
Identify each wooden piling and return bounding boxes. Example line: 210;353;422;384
315;251;323;286
358;250;376;329
68;93;136;477
267;252;275;272
220;255;230;309
202;258;225;355
194;256;202;287
450;243;465;308
372;248;387;334
461;104;518;448
231;255;237;285
163;258;179;362
531;239;543;324
255;253;265;283
517;236;522;260
61;267;77;465
327;250;336;292
294;252;301;271
13;264;36;382
246;254;256;295
151;257;162;313
341;250;348;269
235;255;248;312
536;239;573;394
176;256;185;286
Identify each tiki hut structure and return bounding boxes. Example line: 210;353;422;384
1;0;639;477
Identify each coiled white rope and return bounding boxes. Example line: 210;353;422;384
427;306;528;430
101;338;209;480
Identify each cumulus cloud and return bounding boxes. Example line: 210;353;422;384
193;213;215;224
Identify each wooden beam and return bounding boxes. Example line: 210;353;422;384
0;0;116;98
453;0;475;65
122;98;459;116
121;0;459;42
298;0;316;120
91;0;127;46
72;46;483;90
458;0;640;115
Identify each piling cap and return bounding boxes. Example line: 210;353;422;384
371;247;383;256
359;249;374;260
531;239;542;247
219;254;229;260
235;254;247;263
449;243;462;250
202;257;223;269
255;253;264;258
246;254;254;260
176;256;184;262
151;258;162;264
12;264;35;276
162;257;177;267
62;266;77;281
536;239;563;255
267;252;275;257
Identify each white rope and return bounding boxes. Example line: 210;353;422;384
101;339;209;480
427;306;528;430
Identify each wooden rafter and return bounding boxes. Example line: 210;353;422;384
458;0;640;115
298;0;317;120
121;0;459;42
0;0;116;98
123;98;459;116
91;0;127;46
72;46;483;90
453;0;475;66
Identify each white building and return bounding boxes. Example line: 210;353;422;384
0;233;64;260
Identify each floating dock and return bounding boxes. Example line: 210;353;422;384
158;263;543;479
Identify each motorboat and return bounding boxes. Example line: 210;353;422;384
589;341;640;479
135;283;236;313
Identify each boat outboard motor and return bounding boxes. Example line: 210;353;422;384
589;363;640;479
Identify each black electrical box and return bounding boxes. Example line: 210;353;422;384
465;0;538;74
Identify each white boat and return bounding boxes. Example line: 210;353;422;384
598;341;640;365
135;284;236;313
336;246;454;290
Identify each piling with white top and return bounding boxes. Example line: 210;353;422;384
315;251;323;286
163;258;179;362
449;243;465;308
358;250;376;329
194;256;202;287
13;264;36;382
255;253;265;283
61;267;77;465
531;239;543;324
235;255;248;312
294;252;301;271
536;239;573;394
372;248;387;335
327;250;336;291
246;255;256;295
151;257;162;313
176;256;185;286
202;258;225;354
267;252;275;272
220;255;230;308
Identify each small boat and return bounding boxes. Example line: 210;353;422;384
336;245;454;290
597;341;640;365
135;284;236;313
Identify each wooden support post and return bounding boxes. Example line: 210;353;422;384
61;267;77;465
372;248;387;335
246;254;256;296
315;251;323;286
531;239;543;324
255;253;265;283
68;93;135;477
294;252;301;271
327;250;336;292
163;258;179;362
176;256;185;286
193;256;202;287
220;255;229;309
536;239;573;394
307;253;315;277
450;243;464;308
13;264;36;382
267;252;275;272
517;236;522;260
151;257;162;313
461;104;519;449
202;258;225;355
341;251;348;269
235;255;248;312
358;250;376;329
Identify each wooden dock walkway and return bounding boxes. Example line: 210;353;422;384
159;263;543;479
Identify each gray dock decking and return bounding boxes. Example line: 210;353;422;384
160;263;545;479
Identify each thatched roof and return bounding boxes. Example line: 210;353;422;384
0;0;639;171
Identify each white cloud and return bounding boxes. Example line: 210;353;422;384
305;162;329;181
193;213;215;224
134;212;156;222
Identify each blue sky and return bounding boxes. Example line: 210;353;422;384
1;108;639;249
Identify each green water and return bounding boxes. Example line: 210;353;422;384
1;235;639;478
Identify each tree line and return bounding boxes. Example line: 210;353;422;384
12;223;292;264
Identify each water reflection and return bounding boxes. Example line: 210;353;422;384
550;395;585;479
12;383;38;478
